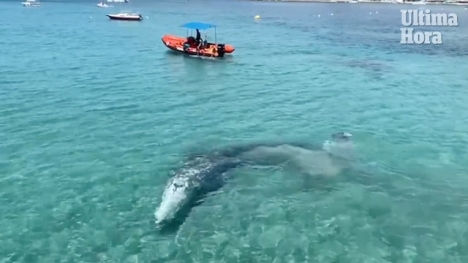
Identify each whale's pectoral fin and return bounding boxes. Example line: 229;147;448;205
201;176;226;193
189;189;225;211
192;195;206;206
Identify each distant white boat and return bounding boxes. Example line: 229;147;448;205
107;12;142;21
348;0;358;3
22;0;40;6
412;0;426;4
97;2;110;7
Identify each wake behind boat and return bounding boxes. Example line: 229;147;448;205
161;22;235;58
107;12;142;21
22;0;40;6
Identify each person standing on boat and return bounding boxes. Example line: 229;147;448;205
196;29;202;46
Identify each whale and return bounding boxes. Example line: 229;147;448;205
154;133;355;232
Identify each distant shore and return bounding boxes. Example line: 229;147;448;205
249;0;468;6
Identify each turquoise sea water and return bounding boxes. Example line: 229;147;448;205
1;1;468;262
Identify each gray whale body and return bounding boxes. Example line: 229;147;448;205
154;138;353;232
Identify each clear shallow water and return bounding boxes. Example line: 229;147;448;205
1;1;468;262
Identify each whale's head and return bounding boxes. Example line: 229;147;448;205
154;155;241;232
154;173;198;226
154;157;233;230
322;132;355;159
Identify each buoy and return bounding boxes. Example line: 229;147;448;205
376;11;378;13
146;16;149;19
370;12;372;14
318;14;321;17
89;16;92;19
331;13;333;16
254;15;260;19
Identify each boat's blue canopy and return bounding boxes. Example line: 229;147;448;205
181;22;216;30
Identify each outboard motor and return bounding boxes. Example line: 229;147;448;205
217;44;226;57
183;42;190;52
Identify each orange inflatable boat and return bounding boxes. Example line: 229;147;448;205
162;35;235;58
161;22;235;58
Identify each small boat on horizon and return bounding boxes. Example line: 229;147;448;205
22;0;40;6
107;12;142;21
97;2;110;7
161;22;235;58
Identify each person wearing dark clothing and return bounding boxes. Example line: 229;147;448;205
195;29;201;46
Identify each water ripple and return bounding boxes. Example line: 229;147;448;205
1;1;468;262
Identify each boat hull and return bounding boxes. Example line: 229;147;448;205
22;2;40;6
161;35;235;58
107;14;142;21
